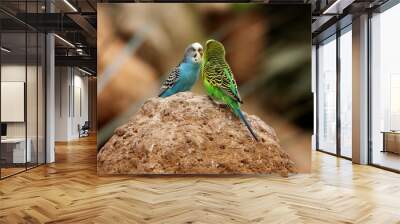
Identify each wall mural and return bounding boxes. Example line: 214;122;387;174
97;3;312;176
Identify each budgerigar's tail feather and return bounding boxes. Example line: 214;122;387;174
158;88;171;98
158;90;167;97
234;108;259;141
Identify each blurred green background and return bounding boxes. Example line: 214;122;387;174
98;3;312;167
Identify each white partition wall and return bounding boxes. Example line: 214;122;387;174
0;2;48;179
1;31;28;177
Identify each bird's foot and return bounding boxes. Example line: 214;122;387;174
208;96;228;108
218;104;229;109
207;96;216;103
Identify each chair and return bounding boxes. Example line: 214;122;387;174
79;121;90;138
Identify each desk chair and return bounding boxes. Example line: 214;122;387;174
79;121;90;138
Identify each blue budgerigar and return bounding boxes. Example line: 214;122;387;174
158;43;203;97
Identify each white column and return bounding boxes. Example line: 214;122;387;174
352;14;369;164
46;32;55;163
45;0;55;163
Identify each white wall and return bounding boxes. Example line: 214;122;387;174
72;73;89;138
55;67;69;141
55;67;89;141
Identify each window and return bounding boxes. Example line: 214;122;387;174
339;27;352;158
370;3;400;171
317;35;337;154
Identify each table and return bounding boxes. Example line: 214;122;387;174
382;131;400;154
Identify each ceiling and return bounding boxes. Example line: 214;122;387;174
0;0;393;73
311;0;390;43
0;0;97;73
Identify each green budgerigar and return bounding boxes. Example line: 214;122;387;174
201;39;258;141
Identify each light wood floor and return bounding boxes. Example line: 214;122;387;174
0;136;400;224
1;167;26;178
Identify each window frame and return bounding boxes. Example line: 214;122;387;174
315;23;353;160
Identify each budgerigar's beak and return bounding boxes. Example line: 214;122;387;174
193;49;203;63
194;53;201;63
